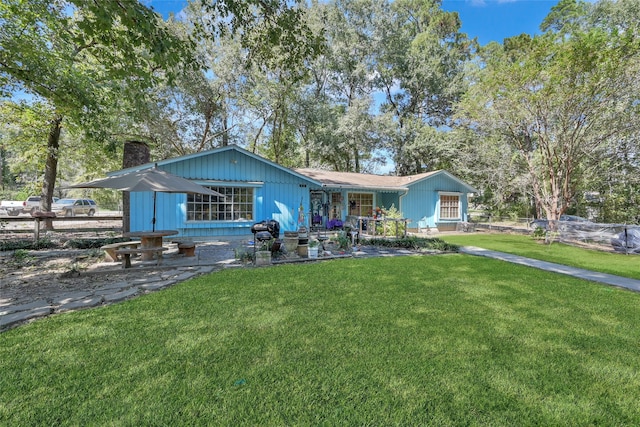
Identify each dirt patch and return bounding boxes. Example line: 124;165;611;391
0;249;149;307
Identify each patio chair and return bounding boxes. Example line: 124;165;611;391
417;217;430;234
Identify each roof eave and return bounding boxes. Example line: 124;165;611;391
322;184;409;192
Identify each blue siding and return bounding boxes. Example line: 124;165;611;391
378;193;400;212
129;148;320;238
128;147;475;238
403;173;471;228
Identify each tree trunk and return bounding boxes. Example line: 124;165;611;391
221;111;229;147
122;141;150;234
41;115;63;230
353;146;360;173
0;145;7;191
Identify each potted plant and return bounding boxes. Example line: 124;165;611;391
308;239;320;258
255;240;272;266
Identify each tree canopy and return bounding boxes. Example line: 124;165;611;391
1;0;639;224
456;0;640;221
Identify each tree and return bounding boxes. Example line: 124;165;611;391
297;0;387;172
457;26;639;221
193;0;324;76
0;0;193;227
1;0;323;224
138;0;324;163
373;0;474;175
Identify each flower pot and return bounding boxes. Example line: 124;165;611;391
297;244;308;257
284;237;298;253
308;246;319;258
297;226;308;239
255;250;271;266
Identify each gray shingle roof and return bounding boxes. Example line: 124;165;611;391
294;168;439;190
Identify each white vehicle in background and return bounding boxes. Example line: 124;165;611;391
0;196;59;216
51;198;98;217
23;196;44;215
0;200;24;216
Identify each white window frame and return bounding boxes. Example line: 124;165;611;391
187;186;255;222
438;192;462;221
347;192;374;217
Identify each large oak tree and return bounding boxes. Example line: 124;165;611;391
0;0;192;225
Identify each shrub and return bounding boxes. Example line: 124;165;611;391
0;238;57;251
366;236;459;252
375;205;404;235
532;227;546;240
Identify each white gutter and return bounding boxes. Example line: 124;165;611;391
399;189;408;214
322;185;409;191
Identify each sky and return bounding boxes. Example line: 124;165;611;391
441;0;560;45
145;0;562;46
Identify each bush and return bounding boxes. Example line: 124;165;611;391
0;237;127;251
0;238;57;251
373;204;406;236
365;236;459;252
532;227;546;240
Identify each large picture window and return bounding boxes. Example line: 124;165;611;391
187;187;253;221
439;194;460;220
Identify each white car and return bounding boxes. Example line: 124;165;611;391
51;199;98;217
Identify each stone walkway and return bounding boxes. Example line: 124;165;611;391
460;246;640;292
0;239;253;331
0;265;221;331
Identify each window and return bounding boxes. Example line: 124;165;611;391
187;187;253;221
439;194;460;220
348;193;373;216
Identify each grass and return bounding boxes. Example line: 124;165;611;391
442;232;640;280
2;255;640;425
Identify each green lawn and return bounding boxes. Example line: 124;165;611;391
442;232;640;280
2;255;640;425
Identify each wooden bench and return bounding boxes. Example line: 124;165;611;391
173;240;197;257
178;242;196;257
101;241;140;262
115;247;168;269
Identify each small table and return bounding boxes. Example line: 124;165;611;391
125;230;178;260
31;211;56;242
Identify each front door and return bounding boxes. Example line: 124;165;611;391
310;191;324;228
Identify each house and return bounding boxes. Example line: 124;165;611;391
120;145;478;238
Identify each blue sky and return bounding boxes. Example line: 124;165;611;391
442;0;559;45
146;0;561;46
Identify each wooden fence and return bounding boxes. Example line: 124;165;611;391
0;216;123;240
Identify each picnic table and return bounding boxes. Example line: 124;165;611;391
125;230;178;260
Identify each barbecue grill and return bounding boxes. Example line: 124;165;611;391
251;220;280;239
251;220;281;257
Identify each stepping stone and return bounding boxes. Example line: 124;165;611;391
1;307;53;329
0;300;51;316
103;287;139;303
140;280;174;291
57;296;104;312
53;292;93;305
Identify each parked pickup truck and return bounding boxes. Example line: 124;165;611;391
0;200;24;216
0;196;59;216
